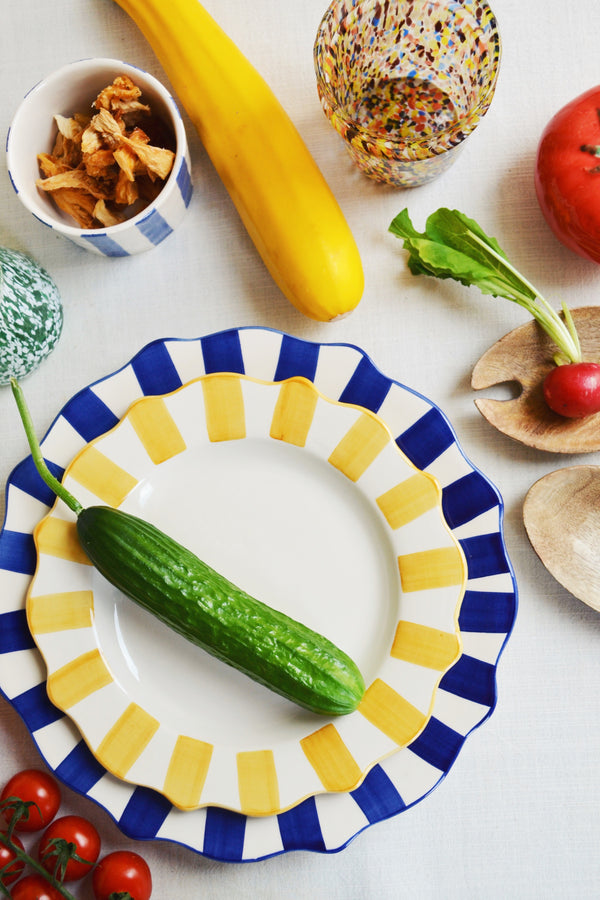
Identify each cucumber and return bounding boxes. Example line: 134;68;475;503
13;379;365;716
78;506;364;715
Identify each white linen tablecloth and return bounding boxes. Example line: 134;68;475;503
1;1;599;896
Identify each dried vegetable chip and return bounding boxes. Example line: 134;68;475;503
36;75;175;229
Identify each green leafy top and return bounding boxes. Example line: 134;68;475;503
389;207;582;365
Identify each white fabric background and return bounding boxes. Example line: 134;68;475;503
1;1;599;897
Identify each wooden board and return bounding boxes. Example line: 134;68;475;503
471;306;600;453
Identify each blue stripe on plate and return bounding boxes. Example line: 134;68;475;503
459;590;518;633
459;533;512;580
119;786;171;839
409;717;465;772
351;763;405;823
338;355;392;412
0;610;36;653
201;330;245;375
81;233;130;257
54;740;106;794
440;654;497;708
397;407;455;469
278;797;326;852
62;387;120;443
131;341;182;396
442;471;501;529
12;683;64;732
136;209;173;246
9;455;62;507
176;157;193;207
274;334;320;382
203;806;247;861
0;530;37;576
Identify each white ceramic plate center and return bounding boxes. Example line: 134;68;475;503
93;437;399;746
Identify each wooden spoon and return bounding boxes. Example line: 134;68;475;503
471;306;600;453
524;465;600;611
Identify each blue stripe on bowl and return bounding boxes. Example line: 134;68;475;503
12;682;64;732
81;233;131;257
9;455;62;507
176;157;193;207
274;333;320;382
131;341;183;396
278;796;326;853
440;654;498;708
338;355;392;412
61;387;120;443
0;610;36;653
459;590;518;633
442;470;501;529
136;208;173;246
0;530;37;576
459;533;512;580
201;329;245;375
54;740;107;794
409;717;465;772
397;407;456;469
119;786;172;839
203;806;247;861
351;763;406;823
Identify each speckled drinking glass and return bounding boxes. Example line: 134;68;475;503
314;0;501;187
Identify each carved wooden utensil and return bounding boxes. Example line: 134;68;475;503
471;306;600;453
523;465;600;612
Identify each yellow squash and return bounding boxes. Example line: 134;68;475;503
112;0;364;321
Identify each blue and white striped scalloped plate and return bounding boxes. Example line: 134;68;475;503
0;328;517;861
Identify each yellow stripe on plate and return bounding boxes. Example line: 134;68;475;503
68;445;138;508
35;517;91;565
96;703;160;779
328;413;390;482
270;379;318;447
398;546;465;592
391;621;461;670
237;749;280;815
358;678;428;747
128;396;187;464
163;735;213;810
28;590;94;635
376;473;440;529
47;648;113;709
300;723;362;792
201;374;246;442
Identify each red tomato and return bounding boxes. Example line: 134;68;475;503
543;362;600;417
1;769;61;832
38;814;101;882
0;830;25;885
535;86;600;264
92;850;152;900
9;873;64;900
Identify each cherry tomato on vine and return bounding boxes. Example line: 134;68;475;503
38;814;101;882
1;769;61;832
10;873;65;900
92;850;153;900
0;830;25;885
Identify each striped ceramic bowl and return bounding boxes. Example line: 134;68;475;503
6;58;193;256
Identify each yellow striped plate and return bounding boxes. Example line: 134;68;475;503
27;375;466;816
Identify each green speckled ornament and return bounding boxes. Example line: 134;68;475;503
0;248;63;383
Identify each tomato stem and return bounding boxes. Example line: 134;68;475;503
0;831;77;900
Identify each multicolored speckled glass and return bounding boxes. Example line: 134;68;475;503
314;0;501;186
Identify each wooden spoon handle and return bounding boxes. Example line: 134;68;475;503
472;306;600;453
